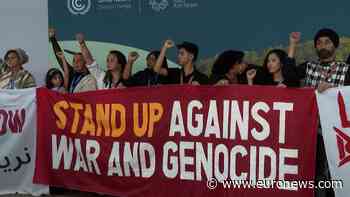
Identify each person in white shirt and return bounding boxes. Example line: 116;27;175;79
75;33;139;89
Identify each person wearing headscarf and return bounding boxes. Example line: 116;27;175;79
0;48;36;89
289;29;350;197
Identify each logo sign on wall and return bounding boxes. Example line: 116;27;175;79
149;0;169;12
67;0;92;15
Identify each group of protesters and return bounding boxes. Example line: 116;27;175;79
1;28;349;93
46;28;350;95
0;27;348;197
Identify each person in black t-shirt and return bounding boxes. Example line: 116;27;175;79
123;50;168;87
154;40;209;85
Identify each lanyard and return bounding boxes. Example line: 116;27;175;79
8;71;18;89
180;72;194;85
147;72;159;87
9;79;16;89
70;74;84;93
105;78;122;89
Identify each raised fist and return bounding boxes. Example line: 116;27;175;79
76;33;85;44
128;51;139;62
163;40;175;49
49;28;55;38
246;69;257;80
289;32;301;44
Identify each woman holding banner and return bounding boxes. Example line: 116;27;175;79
246;33;300;88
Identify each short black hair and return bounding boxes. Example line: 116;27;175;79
177;41;199;62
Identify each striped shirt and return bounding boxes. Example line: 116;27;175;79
0;64;36;89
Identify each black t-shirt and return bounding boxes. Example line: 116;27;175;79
262;58;300;87
124;68;167;87
243;61;300;87
167;68;209;85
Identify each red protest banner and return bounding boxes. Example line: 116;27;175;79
33;85;318;197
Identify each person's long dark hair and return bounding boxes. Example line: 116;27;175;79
45;68;63;89
103;50;127;87
262;49;288;82
262;49;300;87
211;50;244;76
262;49;288;72
210;50;244;84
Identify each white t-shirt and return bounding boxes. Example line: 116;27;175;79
86;61;124;89
87;61;104;89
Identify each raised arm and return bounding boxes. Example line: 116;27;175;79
288;32;301;58
154;40;174;74
122;51;139;80
49;28;73;72
76;33;94;65
287;32;307;82
56;52;70;90
246;69;257;86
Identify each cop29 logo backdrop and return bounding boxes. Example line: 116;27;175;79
67;0;92;15
49;0;350;74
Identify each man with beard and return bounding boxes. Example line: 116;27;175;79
291;28;350;92
289;28;350;197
